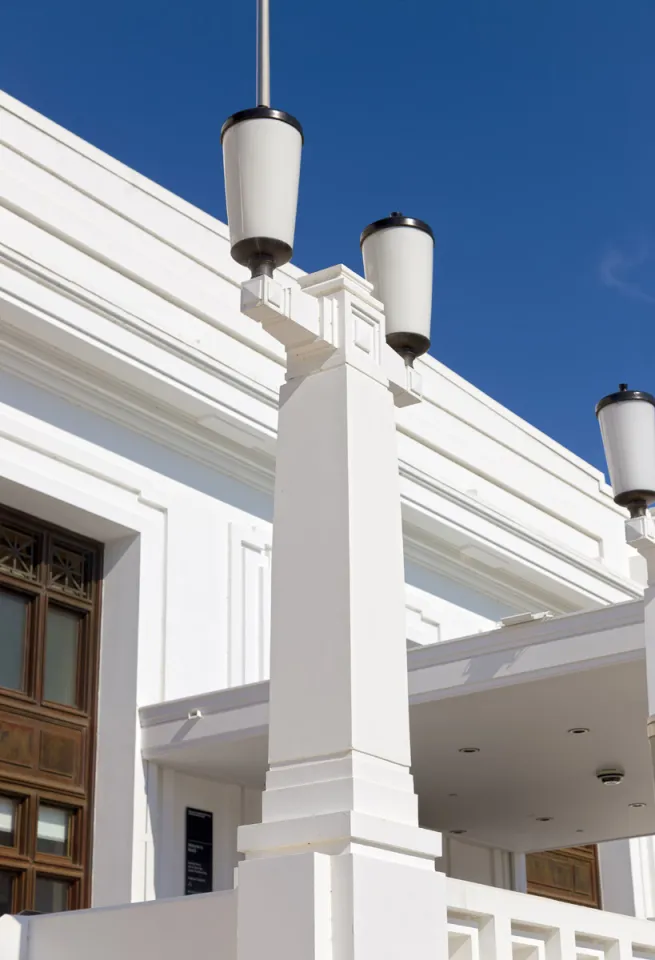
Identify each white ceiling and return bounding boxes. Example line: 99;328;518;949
411;660;655;852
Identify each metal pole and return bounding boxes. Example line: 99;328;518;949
257;0;271;106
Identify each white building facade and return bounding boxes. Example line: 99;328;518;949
1;88;655;951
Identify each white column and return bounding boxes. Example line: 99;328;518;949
236;266;443;960
627;519;655;784
630;836;655;919
624;517;655;923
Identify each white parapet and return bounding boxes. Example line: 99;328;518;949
0;889;237;960
4;878;655;960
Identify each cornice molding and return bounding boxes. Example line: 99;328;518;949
0;238;283;404
1;235;619;521
0;93;615;508
414;362;615;504
401;463;641;605
0;325;277;497
0;90;303;290
0;102;636;607
402;533;575;616
0;294;638;608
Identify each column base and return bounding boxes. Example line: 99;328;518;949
237;847;446;960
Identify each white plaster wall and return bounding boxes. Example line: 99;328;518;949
0;371;521;705
0;374;268;906
0;890;237;960
154;768;260;898
438;835;513;889
0;368;272;702
405;561;517;645
0;366;524;905
598;839;637;916
628;835;655;919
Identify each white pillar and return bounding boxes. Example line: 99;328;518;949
624;517;655;922
236;266;443;960
629;836;655;919
627;518;655;784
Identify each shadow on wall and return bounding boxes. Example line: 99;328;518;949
0;370;273;523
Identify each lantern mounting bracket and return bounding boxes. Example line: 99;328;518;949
240;271;422;408
625;513;655;547
625;513;655;586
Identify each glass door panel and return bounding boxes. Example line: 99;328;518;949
0;870;15;917
35;876;70;914
43;608;81;707
0;796;16;847
37;804;71;857
0;591;28;693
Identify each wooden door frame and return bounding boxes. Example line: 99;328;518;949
0;503;102;912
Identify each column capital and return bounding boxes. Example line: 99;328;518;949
240;267;422;407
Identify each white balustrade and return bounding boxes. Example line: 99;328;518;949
447;878;655;960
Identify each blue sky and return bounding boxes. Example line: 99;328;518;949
1;1;654;471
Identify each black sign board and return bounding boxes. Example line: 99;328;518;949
185;807;213;895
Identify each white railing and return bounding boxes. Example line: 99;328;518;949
447;878;655;960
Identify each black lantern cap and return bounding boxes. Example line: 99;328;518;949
221;107;304;144
360;212;434;247
595;383;655;417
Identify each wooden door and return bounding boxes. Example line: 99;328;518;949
0;506;102;915
526;845;601;908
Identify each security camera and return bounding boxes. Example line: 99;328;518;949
596;767;625;786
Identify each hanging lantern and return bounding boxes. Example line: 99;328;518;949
222;107;303;277
360;213;434;364
596;384;655;516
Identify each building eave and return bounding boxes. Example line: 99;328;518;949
0;88;639;611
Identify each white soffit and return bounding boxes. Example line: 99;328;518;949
407;598;644;703
139;600;651;851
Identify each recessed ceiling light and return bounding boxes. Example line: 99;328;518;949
536;817;553;822
630;802;647;809
568;727;590;735
450;829;467;835
458;747;480;754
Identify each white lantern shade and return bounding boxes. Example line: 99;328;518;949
221;108;303;274
360;214;434;361
596;386;655;513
